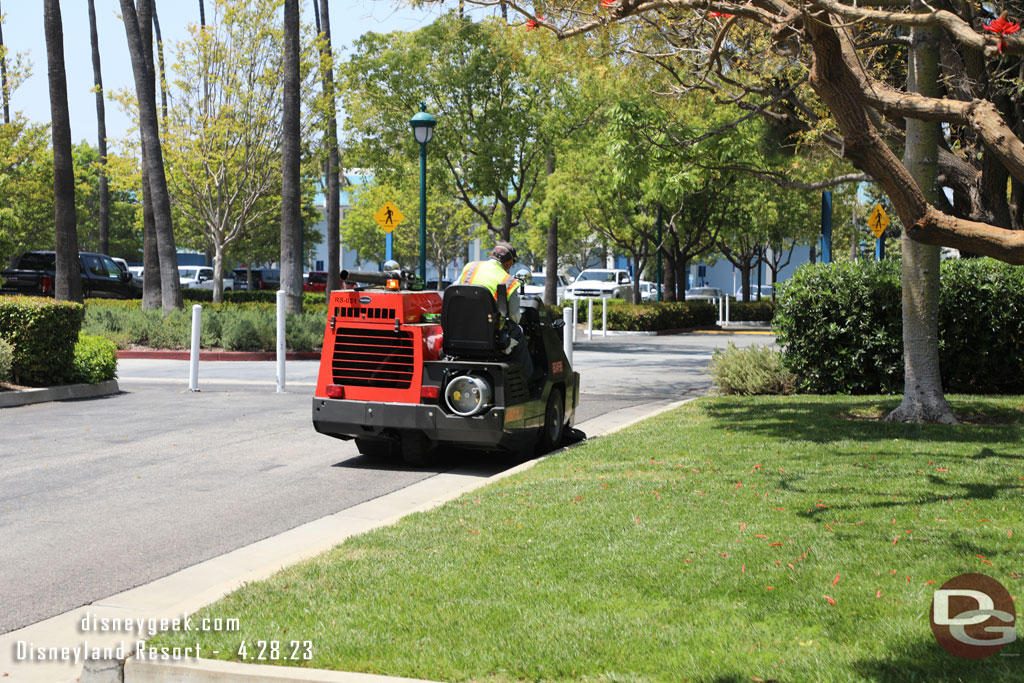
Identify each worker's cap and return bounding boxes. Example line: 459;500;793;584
491;241;517;263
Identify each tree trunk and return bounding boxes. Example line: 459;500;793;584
212;240;225;303
886;12;955;425
44;0;82;302
87;0;111;256
140;141;161;309
544;153;558;306
663;244;676;302
152;2;168;120
120;0;181;312
319;0;341;294
0;0;10;124
740;263;751;302
674;240;686;299
280;0;303;314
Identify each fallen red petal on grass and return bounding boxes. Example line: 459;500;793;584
1009;530;1014;538
788;563;795;570
977;554;987;559
824;595;836;605
924;580;936;585
893;538;899;544
766;586;773;590
833;573;841;585
740;522;747;531
876;590;882;598
742;564;746;574
816;504;829;508
936;468;948;472
982;559;993;565
722;553;729;558
770;542;783;546
907;576;911;583
684;558;692;562
825;524;834;531
755;534;768;538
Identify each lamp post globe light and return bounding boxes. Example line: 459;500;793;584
410;102;437;280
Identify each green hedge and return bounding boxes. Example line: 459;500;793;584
83;301;328;352
728;300;775;322
572;300;717;331
72;332;118;383
774;258;1024;394
0;296;85;386
0;337;12;383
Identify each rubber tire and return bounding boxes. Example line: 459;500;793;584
536;388;565;454
401;432;439;466
355;438;394;458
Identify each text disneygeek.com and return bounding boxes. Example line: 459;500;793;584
13;611;245;665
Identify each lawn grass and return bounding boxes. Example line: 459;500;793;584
155;395;1024;682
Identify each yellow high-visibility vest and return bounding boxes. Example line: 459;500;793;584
457;259;522;299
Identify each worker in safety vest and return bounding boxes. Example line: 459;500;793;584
457;241;532;378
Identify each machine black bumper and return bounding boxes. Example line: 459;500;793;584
312;397;527;449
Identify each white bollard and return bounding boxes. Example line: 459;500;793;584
725;295;730;327
562;307;573;366
276;290;286;393
587;298;594;340
718;296;724;326
602;297;608;338
188;304;202;392
572;298;578;343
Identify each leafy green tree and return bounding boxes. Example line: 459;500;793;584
343;13;572;242
0;117;53;266
73;142;142;261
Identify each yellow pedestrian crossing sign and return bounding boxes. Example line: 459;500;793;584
374;202;404;233
868;204;890;239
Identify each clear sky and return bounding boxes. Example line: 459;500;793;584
0;0;481;150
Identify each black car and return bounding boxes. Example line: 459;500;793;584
1;251;137;299
231;268;280;290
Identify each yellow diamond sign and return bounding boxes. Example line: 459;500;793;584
374;202;404;233
868;203;890;239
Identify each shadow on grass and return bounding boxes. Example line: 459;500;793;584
700;398;1024;446
852;636;1022;682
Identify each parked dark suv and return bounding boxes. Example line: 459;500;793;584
231;268;280;290
1;251;137;299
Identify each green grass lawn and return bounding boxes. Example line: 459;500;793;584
156;396;1024;682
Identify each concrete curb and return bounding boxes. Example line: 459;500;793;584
0;379;119;409
1;397;696;683
117;350;321;361
114;398;696;683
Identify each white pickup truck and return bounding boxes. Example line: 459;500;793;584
563;268;632;300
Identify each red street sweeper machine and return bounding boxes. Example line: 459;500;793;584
312;267;580;465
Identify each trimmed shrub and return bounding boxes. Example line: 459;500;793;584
0;337;12;383
573;300;717;331
83;300;328;352
728;300;775;322
774;257;1024;394
708;342;795;395
0;296;85;386
71;332;118;383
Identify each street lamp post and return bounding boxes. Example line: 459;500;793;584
410;103;437;280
